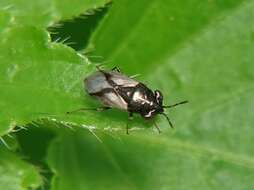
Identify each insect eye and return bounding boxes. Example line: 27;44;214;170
154;90;163;105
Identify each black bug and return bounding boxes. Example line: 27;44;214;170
67;66;188;134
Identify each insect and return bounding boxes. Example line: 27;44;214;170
67;66;188;134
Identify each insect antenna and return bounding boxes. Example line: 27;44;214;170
163;100;188;109
160;113;174;128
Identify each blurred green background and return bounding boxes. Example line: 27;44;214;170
0;0;254;189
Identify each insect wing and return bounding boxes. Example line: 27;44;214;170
97;91;128;110
107;71;139;87
84;71;111;94
84;71;128;110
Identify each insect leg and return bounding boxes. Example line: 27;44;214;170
126;112;133;134
66;106;111;114
153;121;161;134
161;113;174;128
111;66;121;73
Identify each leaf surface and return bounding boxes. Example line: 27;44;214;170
47;0;254;189
0;0;108;189
0;0;109;136
0;146;42;190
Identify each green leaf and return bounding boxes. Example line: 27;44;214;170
47;129;254;190
0;0;110;136
53;0;110;19
88;0;254;159
47;0;254;189
0;23;140;135
88;0;246;74
1;0;254;189
0;0;109;27
0;146;42;190
48;7;109;51
0;0;108;188
0;10;11;33
0;26;92;136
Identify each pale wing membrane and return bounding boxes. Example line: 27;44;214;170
84;72;111;94
96;91;128;110
107;71;139;87
85;71;128;110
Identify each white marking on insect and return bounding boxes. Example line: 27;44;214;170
133;91;150;104
144;110;156;118
155;91;160;100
